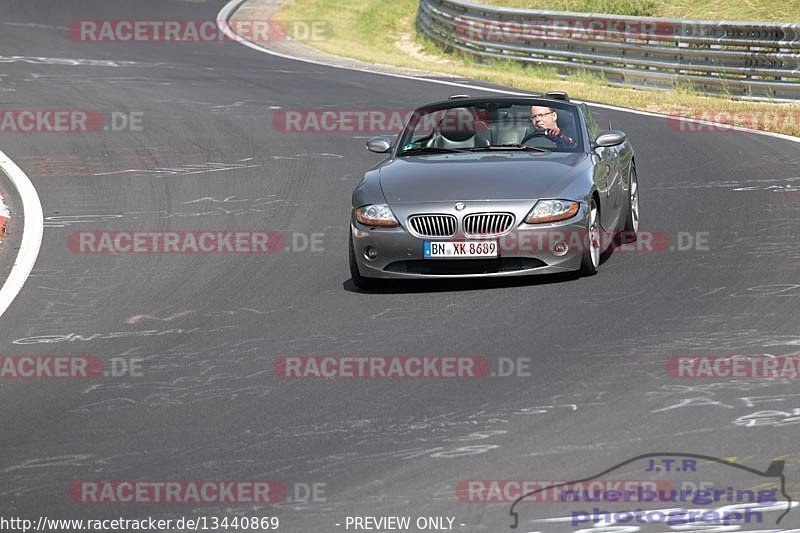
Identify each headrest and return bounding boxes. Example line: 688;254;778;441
439;108;477;142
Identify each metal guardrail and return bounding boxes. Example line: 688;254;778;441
417;0;800;100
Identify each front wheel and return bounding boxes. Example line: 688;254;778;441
579;199;600;276
622;164;639;237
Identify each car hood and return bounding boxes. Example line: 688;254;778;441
379;152;590;204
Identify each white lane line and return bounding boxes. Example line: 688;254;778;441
216;0;800;145
0;149;44;320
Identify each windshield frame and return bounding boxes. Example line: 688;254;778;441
393;97;588;158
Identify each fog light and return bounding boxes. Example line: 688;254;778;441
552;241;568;256
364;246;379;260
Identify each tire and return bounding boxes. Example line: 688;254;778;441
621;164;639;242
579;198;600;276
349;235;381;290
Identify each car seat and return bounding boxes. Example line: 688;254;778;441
432;108;490;149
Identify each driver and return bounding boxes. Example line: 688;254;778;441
526;105;576;148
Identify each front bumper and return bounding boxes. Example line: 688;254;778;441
351;206;589;280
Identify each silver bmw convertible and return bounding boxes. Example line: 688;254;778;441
349;94;639;289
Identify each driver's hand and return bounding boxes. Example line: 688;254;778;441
543;127;561;141
544;127;576;147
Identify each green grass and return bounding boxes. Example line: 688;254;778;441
277;0;420;65
270;0;800;136
487;0;659;17
481;0;800;22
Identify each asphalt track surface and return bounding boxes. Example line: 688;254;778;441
1;0;800;531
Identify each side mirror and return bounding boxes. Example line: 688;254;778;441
593;130;626;149
366;137;393;153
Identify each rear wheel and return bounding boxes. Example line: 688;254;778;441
349;234;381;290
579;199;600;276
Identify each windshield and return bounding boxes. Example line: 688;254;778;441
396;101;584;156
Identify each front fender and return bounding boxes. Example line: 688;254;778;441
352;169;387;208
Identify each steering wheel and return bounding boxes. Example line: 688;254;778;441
520;129;558;149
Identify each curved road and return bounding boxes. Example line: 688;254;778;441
1;0;800;530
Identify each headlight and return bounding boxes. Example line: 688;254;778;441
525;200;580;224
355;204;399;227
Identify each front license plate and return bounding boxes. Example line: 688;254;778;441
424;241;499;259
